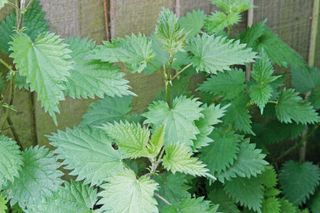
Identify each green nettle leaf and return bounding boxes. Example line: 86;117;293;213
261;197;281;213
187;34;256;74
155;173;190;206
0;135;23;188
49;127;125;186
275;89;319;124
65;37;133;99
29;181;97;213
310;190;320;213
179;10;206;38
162;197;218;213
155;8;187;55
147;126;165;157
198;69;246;100
10;33;73;123
208;186;240;213
224;177;264;213
291;67;320;93
0;0;48;54
101;121;151;159
212;0;252;13
249;54;279;113
143;96;203;147
205;11;241;34
224;95;253;134
163;144;214;180
80;96;133;127
0;193;7;213
4;146;63;208
259;166;277;189
98;169;159;213
89;34;154;73
279;161;320;205
217;140;268;182
201;130;241;174
193;104;227;150
279;199;299;213
240;22;306;69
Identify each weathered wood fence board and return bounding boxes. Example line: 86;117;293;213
1;0;319;146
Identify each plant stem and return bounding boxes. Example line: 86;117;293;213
155;193;172;205
299;92;311;162
163;65;173;108
0;58;12;71
171;63;192;80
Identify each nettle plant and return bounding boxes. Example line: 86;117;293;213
1;0;320;213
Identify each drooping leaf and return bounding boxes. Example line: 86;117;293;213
193;104;227;150
65;37;133;99
275;89;319;124
143;96;203;147
224;176;264;212
249;54;279;113
211;0;252;14
155;8;187;55
101;121;150;159
4;146;63;208
28;181;97;213
179;10;206;38
187;34;256;74
198;69;246;100
98;169;159;213
163;144;214;180
155;173;191;207
224;95;253;134
89;34;154;73
205;11;241;34
161;197;218;213
279;161;320;205
0;135;22;188
217;140;268;182
0;0;48;54
80;96;133;127
291;67;320;93
49;127;125;186
240;22;306;69
10;33;73;123
201;130;241;174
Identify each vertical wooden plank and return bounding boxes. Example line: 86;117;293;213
253;0;313;60
178;0;212;15
109;0;174;112
309;0;320;67
35;0;105;145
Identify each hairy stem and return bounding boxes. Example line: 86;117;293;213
155;193;172;206
171;63;192;80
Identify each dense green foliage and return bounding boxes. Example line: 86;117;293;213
0;0;320;212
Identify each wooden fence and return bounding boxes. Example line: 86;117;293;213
0;0;319;146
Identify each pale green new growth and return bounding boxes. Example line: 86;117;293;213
101;121;151;159
10;33;73;124
163;144;214;180
98;169;159;213
144;96;203;147
0;194;7;213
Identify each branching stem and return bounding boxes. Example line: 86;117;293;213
171;63;192;80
